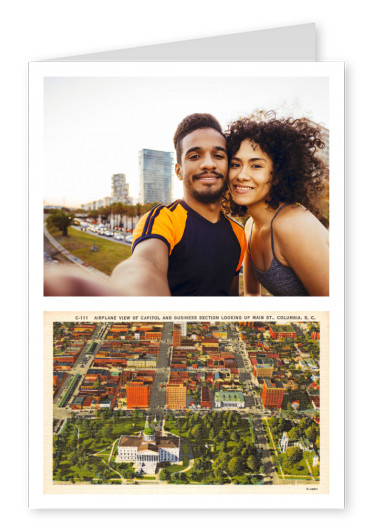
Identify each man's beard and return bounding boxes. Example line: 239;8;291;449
189;174;227;204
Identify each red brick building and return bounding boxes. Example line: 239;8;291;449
126;382;151;408
261;379;285;409
173;328;181;346
201;386;211;408
269;324;296;340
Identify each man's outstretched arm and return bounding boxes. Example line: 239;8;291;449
44;238;170;297
110;238;170;296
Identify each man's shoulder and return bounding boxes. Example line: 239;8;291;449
133;200;188;254
222;213;246;235
138;200;184;224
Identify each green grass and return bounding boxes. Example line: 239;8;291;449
166;456;190;474
49;226;132;275
181;441;190;455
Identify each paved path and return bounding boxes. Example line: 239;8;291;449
264;417;285;481
44;225;109;279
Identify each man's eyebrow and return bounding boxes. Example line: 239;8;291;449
185;146;227;156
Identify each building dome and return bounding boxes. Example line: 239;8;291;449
143;424;156;442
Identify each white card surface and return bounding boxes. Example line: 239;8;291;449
29;24;344;510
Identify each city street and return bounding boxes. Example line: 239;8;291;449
148;322;174;418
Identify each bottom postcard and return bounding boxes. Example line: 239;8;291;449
41;310;329;505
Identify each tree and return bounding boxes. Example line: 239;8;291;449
159;469;170;481
298;417;309;430
305;425;318;444
230;445;241;458
191;423;203;441
285;446;303;468
102;424;113;439
218;428;228;441
219;440;227;453
227;456;243;477
230;430;241;442
278;417;291;433
287;427;300;441
46;210;73;236
124;467;135;479
247;454;260;473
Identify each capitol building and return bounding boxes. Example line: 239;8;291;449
117;420;181;475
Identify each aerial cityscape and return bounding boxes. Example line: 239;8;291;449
52;319;322;487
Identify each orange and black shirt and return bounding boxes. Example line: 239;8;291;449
132;200;246;296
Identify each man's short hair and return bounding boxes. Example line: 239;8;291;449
173;113;224;164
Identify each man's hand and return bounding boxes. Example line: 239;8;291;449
44;239;171;297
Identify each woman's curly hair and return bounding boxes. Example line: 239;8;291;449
222;115;328;219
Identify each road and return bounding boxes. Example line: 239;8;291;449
148;322;174;419
72;225;132;246
252;415;280;485
53;323;109;423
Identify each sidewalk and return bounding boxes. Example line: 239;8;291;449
44;225;109;280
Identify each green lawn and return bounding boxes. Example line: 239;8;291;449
48;226;132;275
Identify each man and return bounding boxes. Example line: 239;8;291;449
110;113;246;296
44;113;246;296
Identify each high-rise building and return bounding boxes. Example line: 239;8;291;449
126;382;151;409
172;327;181;347
139;149;174;204
254;358;274;379
166;383;186;410
111;173;130;203
81;174;130;210
261;379;285;409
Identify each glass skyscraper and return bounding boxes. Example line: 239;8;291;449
139;149;174;204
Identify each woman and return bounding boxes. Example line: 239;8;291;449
224;116;329;296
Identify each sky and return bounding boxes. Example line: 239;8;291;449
44;75;329;208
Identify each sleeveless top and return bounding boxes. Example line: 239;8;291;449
249;204;309;296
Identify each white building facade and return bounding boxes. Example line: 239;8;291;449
118;423;180;474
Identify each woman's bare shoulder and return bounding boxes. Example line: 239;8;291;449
244;216;254;238
274;204;328;239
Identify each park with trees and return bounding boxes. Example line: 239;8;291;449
53;409;146;484
264;414;320;481
163;410;263;485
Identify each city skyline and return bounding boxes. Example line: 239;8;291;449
44;75;329;207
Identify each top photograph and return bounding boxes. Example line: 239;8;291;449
41;65;332;297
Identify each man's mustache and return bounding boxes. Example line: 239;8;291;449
193;171;225;181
